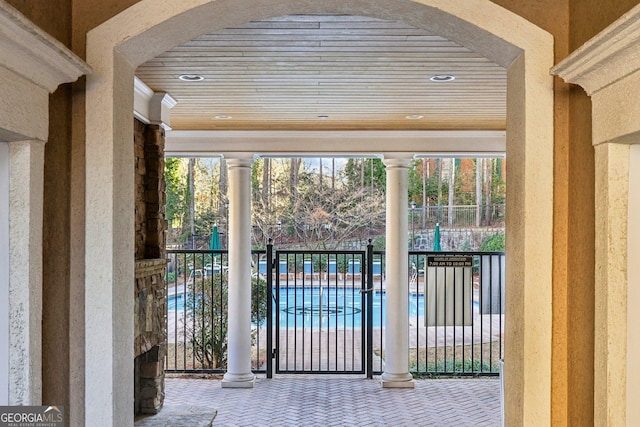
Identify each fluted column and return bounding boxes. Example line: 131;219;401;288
381;154;414;388
222;154;255;388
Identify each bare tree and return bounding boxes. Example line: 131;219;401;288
282;184;385;250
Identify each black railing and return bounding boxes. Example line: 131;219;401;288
165;249;266;373
165;247;505;376
378;250;505;376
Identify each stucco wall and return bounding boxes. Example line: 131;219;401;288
4;0;637;425
562;1;638;425
4;0;77;417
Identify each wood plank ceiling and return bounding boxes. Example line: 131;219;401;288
136;14;506;131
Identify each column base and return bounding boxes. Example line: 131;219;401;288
221;373;255;388
381;372;415;388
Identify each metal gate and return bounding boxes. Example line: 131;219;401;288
266;247;369;375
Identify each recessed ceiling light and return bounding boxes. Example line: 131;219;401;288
430;75;456;82
214;115;232;120
406;114;424;119
178;74;205;82
317;115;329;119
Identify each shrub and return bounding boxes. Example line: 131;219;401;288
480;233;505;252
185;273;267;369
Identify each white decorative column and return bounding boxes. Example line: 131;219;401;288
8;141;45;404
222;154;255;388
381;154;414;388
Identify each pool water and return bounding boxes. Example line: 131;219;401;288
168;287;479;328
277;287;411;328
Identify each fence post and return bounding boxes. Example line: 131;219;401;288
366;239;374;379
266;239;273;378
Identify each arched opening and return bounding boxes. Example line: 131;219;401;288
85;1;553;425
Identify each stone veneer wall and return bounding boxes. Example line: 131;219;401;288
135;119;166;260
133;119;167;415
134;259;167;414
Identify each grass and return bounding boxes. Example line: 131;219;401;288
374;340;502;377
410;341;502;375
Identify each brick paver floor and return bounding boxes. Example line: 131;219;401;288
135;375;501;426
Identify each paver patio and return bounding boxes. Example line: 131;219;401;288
135;375;501;426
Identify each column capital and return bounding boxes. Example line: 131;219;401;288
382;154;413;168
224;153;255;168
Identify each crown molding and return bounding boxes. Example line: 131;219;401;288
134;76;176;129
551;3;640;95
0;1;90;92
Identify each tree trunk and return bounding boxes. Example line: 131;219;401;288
484;159;493;225
448;158;455;226
289;158;299;188
332;158;335;192
188;158;196;248
262;158;270;216
475;158;482;227
422;158;427;229
437;158;443;223
219;158;228;216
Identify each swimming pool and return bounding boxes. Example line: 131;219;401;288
168;287;479;328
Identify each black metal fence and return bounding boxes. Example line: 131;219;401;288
165;249;267;372
391;250;504;376
418;204;505;228
165;247;505;376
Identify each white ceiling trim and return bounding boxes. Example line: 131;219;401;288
0;1;90;92
133;77;177;129
165;129;505;156
551;3;640;95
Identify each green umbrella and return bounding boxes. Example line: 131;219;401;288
209;224;221;250
433;223;442;251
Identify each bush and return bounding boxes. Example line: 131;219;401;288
480;233;505;252
185;273;267;369
372;236;385;251
166;271;176;283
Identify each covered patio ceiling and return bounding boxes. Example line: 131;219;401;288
135;13;506;137
136;15;507;155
